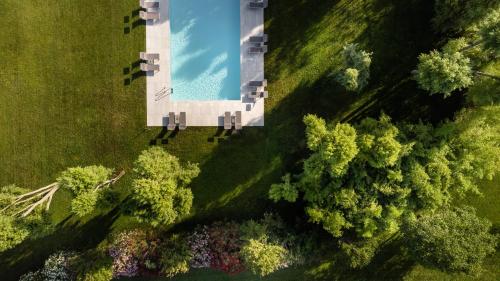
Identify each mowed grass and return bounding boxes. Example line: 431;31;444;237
0;0;495;280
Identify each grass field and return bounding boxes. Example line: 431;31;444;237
0;0;496;280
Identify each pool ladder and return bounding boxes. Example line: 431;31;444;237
155;86;173;101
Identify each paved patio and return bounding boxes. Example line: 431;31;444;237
145;0;265;127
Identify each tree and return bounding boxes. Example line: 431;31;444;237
270;110;499;266
476;7;500;55
442;106;500;194
416;8;500;97
403;207;497;274
1;166;124;218
0;185;52;252
414;50;474;97
240;239;287;277
129;147;200;227
432;0;499;33
336;43;372;92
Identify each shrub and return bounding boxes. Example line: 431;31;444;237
41;251;78;281
73;250;113;281
240;239;287;277
188;226;211;268
208;221;244;274
108;229;160;277
403;207;498;274
19;251;79;281
158;234;192;277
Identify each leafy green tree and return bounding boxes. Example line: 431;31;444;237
336;44;372;92
475;7;500;54
0;185;52;252
130;147;200;227
417;8;500;97
403;207;497;274
443;106;500;194
414;50;474;97
270;110;499;267
433;0;499;33
57;166;115;217
240;239;287;277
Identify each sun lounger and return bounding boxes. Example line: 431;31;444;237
140;0;159;9
248;45;268;54
248;0;268;9
235;111;242;130
140;52;160;62
248;79;267;88
249;34;268;44
179;112;187;130
140;63;160;72
224;112;232;130
140;11;160;20
167;112;176;131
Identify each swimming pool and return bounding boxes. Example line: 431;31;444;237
169;0;241;101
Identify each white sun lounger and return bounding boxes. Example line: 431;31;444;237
224;112;232;130
167;112;176;131
140;52;160;62
140;0;159;9
140;63;160;72
235;111;242;130
179;112;187;130
140;11;160;20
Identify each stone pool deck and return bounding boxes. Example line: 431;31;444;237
145;0;265;127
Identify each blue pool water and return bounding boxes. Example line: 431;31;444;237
169;0;241;101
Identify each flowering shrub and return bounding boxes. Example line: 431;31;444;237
207;221;245;274
187;226;211;268
108;229;159;277
19;251;78;281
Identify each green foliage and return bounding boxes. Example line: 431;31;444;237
130;147;200;227
414;50;473;97
74;251;113;281
271;109;499;267
336;43;372;92
444;106;500;194
57;166;113;217
269;174;298;203
159;234;192;277
0;214;30;252
477;7;500;55
0;185;52;252
339;239;379;269
432;0;499;33
403;207;497;274
240;239;287;277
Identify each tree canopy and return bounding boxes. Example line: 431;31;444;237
414;50;473;97
432;0;499;33
129;147;200;227
0;185;51;252
270;109;499;266
58;166;114;217
336;44;372;92
403;207;497;274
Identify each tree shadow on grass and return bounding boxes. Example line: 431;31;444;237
0;208;120;281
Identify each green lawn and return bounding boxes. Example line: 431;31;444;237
0;0;495;280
